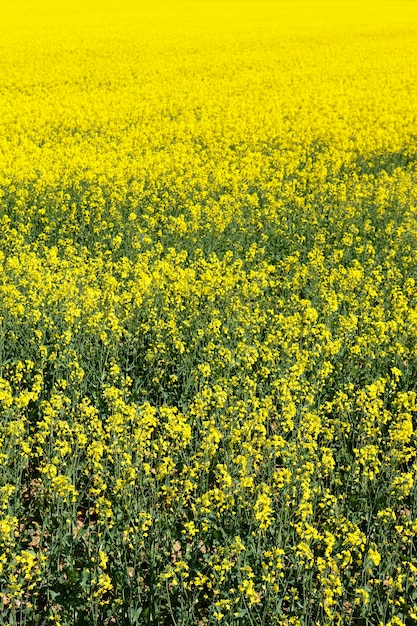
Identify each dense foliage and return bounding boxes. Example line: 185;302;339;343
1;1;417;624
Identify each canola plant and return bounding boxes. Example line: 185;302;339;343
1;1;417;624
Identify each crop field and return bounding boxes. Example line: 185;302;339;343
2;0;417;624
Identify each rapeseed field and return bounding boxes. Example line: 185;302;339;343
1;1;417;624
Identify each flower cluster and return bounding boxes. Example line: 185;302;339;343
1;0;417;624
